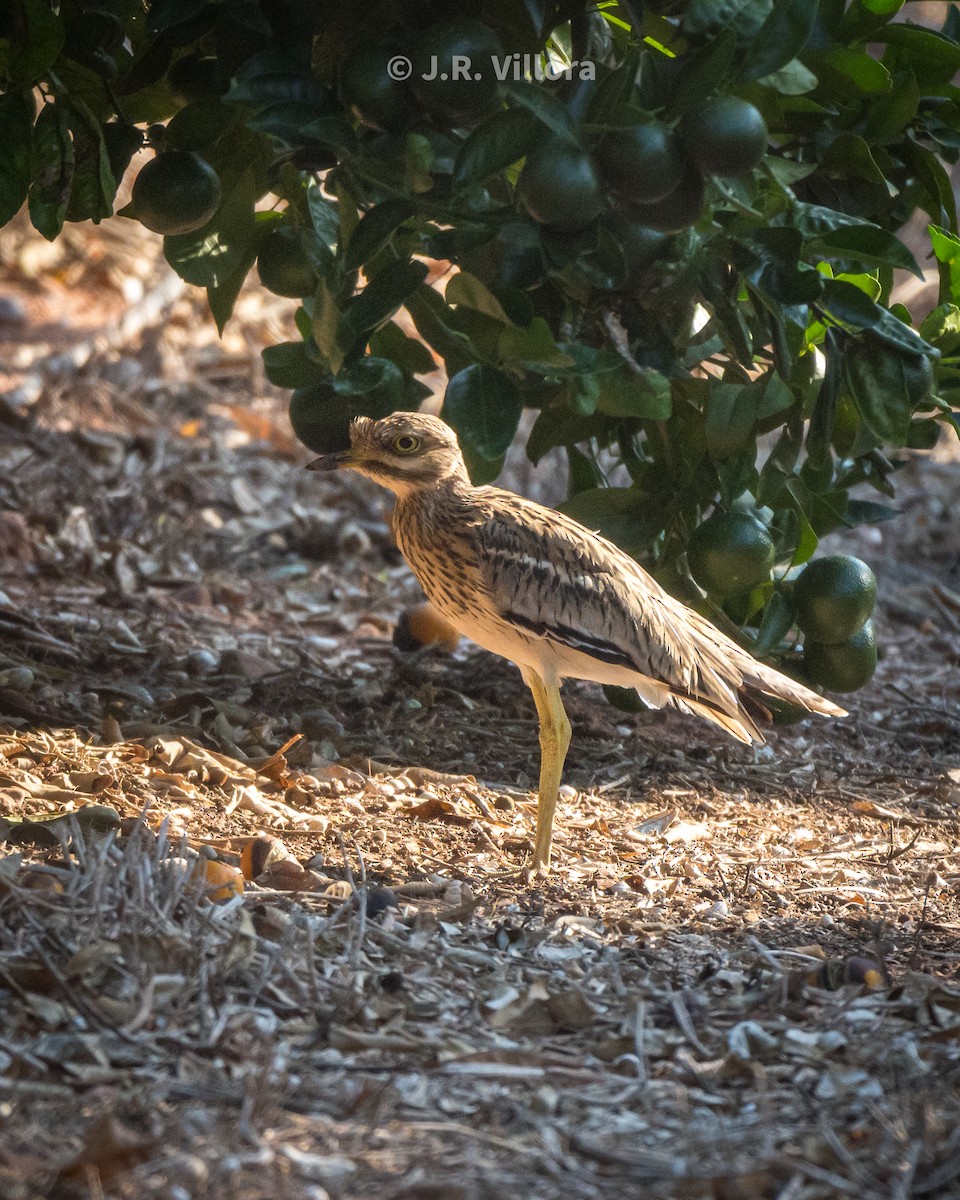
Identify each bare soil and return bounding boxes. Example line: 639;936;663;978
0;216;959;1200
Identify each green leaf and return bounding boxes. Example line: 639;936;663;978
871;22;960;71
307;180;340;248
750;591;797;658
501;80;577;144
332;356;407;417
208;254;256;335
343;259;429;341
64;97;117;224
819;279;935;356
806;333;841;467
807;225;922;278
861;0;903;14
164;170;259;288
595;363;672;420
500;319;573;373
164;101;238;153
559;487;666;558
705;383;759;460
668;30;736;115
443;364;523;461
757;417;803;507
902;142;957;235
312;278;346;374
453;107;539;187
343;199;415;272
842;340;917;445
807;46;891;99
759;59;818;95
367;322;437;377
864;69;918;143
458;441;505;485
684;0;773;43
818;133;887;185
587;48;643;123
262;341;327;388
446;272;513;324
920;303;960;355
224;70;331;110
147;0;209;33
741;0;818;82
788;202;870;239
0;91;34;225
28;103;73;241
405;287;475;376
930;225;960;304
7;0;65;85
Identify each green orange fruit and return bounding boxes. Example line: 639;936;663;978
598;120;685;203
131;151;221;235
628;162;705;233
340;43;415;132
794;555;877;644
257;226;318;298
517;140;604;233
680;96;768;177
803;621;878;693
410;19;502;123
687;511;776;598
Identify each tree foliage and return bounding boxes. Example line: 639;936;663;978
2;0;960;692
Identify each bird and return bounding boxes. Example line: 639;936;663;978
308;412;846;872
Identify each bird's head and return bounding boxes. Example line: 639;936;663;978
306;412;469;497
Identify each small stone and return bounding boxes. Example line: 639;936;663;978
279;1147;356;1186
0;666;34;691
366;886;398;917
219;648;277;679
0;295;27;322
173;583;212;607
183;649;219;675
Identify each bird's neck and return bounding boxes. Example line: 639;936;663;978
392;467;474;512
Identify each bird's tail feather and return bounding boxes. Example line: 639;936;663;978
668;692;762;745
741;659;847;718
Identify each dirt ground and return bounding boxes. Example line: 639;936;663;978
0;216;959;1200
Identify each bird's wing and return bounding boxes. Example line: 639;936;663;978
473;490;735;699
473;489;843;726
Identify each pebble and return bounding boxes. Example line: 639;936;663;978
183;648;219;675
0;666;34;691
5;375;43;408
0;295;26;322
366;886;398;917
219;648;276;679
279;1147;356;1186
161;1153;209;1190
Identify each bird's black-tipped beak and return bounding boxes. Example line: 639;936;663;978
306;449;352;471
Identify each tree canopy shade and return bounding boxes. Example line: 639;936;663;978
2;0;959;695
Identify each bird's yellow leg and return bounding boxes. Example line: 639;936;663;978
522;669;572;872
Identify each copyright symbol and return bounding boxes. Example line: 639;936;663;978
387;55;412;81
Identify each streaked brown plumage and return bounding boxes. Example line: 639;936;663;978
309;412;846;870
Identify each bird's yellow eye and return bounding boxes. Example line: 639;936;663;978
393;434;420;454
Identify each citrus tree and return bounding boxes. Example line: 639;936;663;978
2;0;960;702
